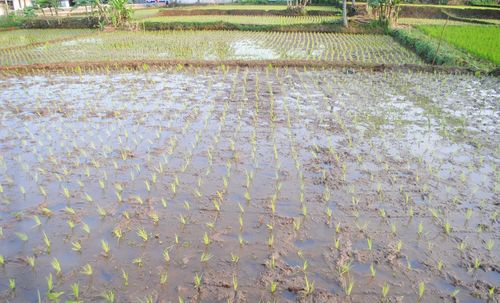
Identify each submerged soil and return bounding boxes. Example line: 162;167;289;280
0;67;498;303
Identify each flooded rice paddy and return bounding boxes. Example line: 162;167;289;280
0;67;498;302
0;30;423;66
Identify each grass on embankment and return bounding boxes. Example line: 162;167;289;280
140;19;382;33
416;25;500;65
389;26;497;72
0;15;27;28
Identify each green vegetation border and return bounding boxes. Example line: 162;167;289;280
23;17;101;29
389;27;496;73
140;20;382;33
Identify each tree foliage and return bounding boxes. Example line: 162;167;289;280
368;0;401;25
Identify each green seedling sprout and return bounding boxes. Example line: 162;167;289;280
304;275;315;295
33;215;42;227
458;241;466;252
231;252;239;264
137;227;148;242
268;233;274;248
103;290;115;303
179;215;187;226
417;222;424;237
200;252;213;263
160;271;168;285
133;257;143;267
203;232;211;246
194;273;202;289
334;238;340;250
71;282;80;300
437;260;444;271
302;205;308;217
473;258;481;270
212;199;220;212
370;263;376;278
485;239;494;252
443;221;451;234
51;258;62;276
270;281;278;294
390;223;397;235
26;256;35;269
465;208;473;220
382;282;390;299
418;282;425;301
81;263;93;276
97;205;107;218
163;249;171;263
16;232;28;242
101;240;110;257
269;255;276;269
46;273;54;292
113;228;123;241
43;232;51;253
232;274;238;291
71;240;82;252
396;240;403;253
122;269;129;286
82;223;90;234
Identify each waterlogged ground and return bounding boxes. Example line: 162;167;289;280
0;67;498;303
0;31;423;66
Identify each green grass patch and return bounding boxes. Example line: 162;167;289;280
398;18;474;25
0;15;27;28
389;27;495;71
417;25;500;65
398;17;500;25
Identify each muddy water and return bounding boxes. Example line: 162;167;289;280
0;67;498;303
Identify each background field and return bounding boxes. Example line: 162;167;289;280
143;15;341;25
165;5;340;11
417;25;500;64
0;29;94;49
